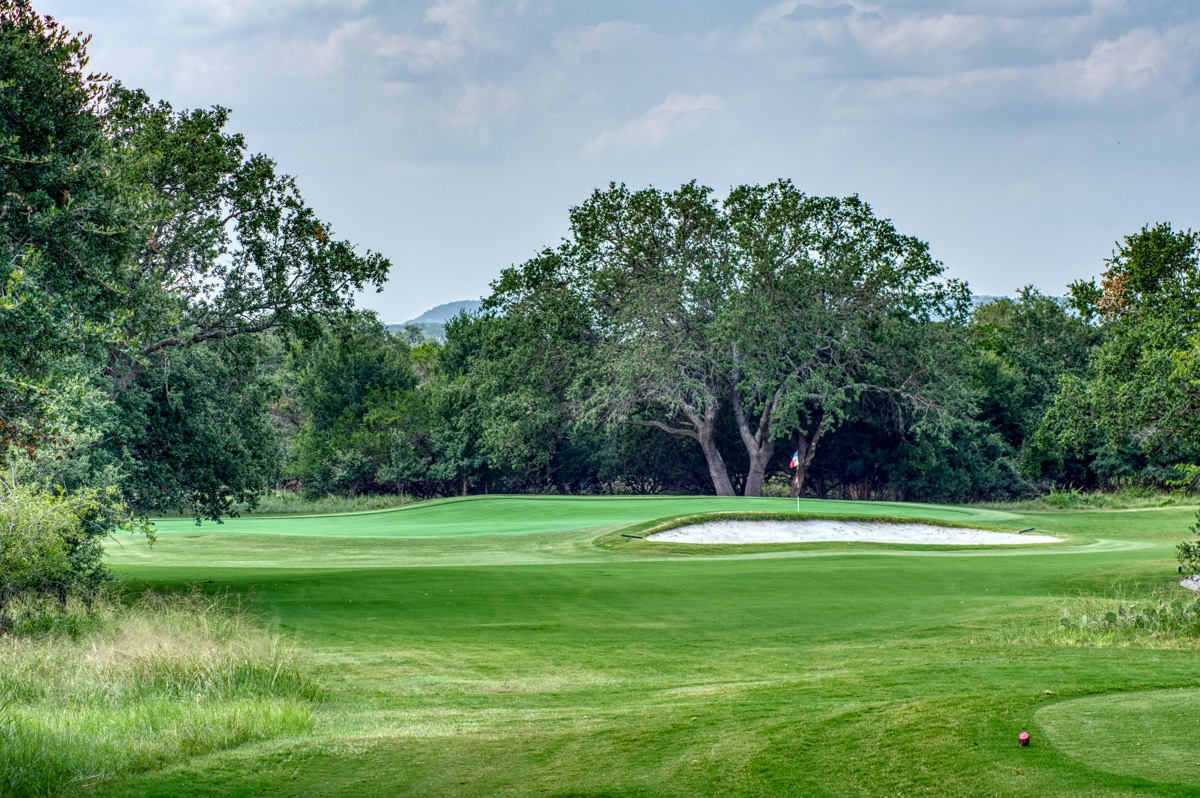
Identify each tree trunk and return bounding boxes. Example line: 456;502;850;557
730;382;783;498
626;409;736;496
743;442;774;497
697;417;737;496
789;411;826;499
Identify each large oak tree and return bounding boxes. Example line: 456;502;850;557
0;2;133;453
511;181;967;496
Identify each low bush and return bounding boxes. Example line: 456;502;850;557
1175;510;1200;575
0;482;151;631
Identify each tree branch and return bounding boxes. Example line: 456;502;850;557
622;418;700;440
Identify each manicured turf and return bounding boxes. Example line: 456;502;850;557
86;496;1200;796
1037;688;1200;787
148;495;1020;537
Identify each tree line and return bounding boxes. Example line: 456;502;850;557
4;0;1200;615
263;199;1199;508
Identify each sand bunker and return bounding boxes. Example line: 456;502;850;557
647;519;1060;545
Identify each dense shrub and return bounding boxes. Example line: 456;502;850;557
0;483;150;630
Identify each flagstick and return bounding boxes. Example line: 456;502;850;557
790;448;801;513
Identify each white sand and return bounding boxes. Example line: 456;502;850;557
647;519;1060;545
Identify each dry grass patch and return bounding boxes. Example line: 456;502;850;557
0;591;320;797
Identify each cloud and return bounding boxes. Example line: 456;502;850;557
373;0;515;72
735;0;1137;76
585;92;727;155
1041;24;1200;105
552;20;648;60
727;1;1200;124
448;83;523;142
156;0;522;84
820;19;1200;123
169;0;370;29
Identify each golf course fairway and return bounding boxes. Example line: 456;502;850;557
86;495;1200;796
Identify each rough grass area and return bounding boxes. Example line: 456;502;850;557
154;491;420;520
1004;588;1200;648
240;491;415;517
0;592;319;797
982;486;1186;511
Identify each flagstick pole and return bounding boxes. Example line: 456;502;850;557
791;443;801;513
791;449;801;513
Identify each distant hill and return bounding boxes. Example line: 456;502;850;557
407;300;482;324
391;296;1029;342
388;299;483;342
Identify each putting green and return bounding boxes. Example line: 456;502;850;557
1037;688;1200;787
111;496;1060;571
106;495;1144;574
148;495;1019;538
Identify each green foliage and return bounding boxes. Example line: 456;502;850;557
1176;510;1200;575
976;486;1178;511
11;0;1200;517
237;490;413;516
883;288;1104;502
970;288;1098;452
0;481;150;629
287;314;426;497
103;85;391;371
1;5;391;523
485;181;967;498
583;423;715;495
1044;225;1200;491
7;362;124;495
721;184;971;497
473;265;593;485
0;3;136;452
110;337;283;521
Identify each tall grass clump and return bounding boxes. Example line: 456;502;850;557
1008;589;1200;649
0;590;320;797
980;486;1182;511
233;489;414;516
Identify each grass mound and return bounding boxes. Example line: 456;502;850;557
0;591;319;797
1037;688;1200;786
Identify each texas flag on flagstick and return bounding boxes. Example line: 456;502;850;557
789;451;799;469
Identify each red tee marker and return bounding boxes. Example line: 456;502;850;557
1018;732;1030;747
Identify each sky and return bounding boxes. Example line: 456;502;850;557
37;0;1200;322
